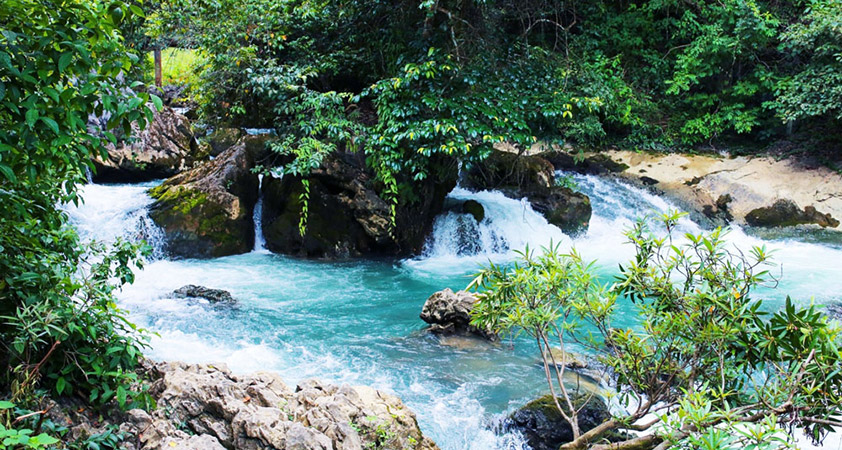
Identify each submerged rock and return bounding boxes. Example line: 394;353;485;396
262;151;456;258
121;362;438;450
504;394;610;450
420;288;497;340
173;285;235;304
93;106;203;182
148;135;270;258
463;150;592;234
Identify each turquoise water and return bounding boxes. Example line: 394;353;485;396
64;175;842;449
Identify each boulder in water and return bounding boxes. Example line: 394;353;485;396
504;393;610;450
92;106;204;182
262;151;456;258
420;288;497;340
462;199;485;223
123;362;439;450
745;199;840;228
148;135;271;258
463;150;592;234
173;285;235;304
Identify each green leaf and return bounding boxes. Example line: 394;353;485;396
41;117;59;135
56;376;66;394
58;52;72;72
0;401;14;409
150;94;163;112
25;108;38;127
0;164;15;183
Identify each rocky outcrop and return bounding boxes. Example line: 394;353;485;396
463;150;592;234
262;151;457;258
420;289;496;340
128;362;438;450
551;149;842;230
173;285;235;304
462;200;485;223
148;136;270;258
503;394;610;450
93;106;203;182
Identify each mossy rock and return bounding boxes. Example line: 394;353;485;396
148;135;269;258
463;150;555;191
506;393;610;450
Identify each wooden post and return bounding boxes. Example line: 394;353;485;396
154;48;162;88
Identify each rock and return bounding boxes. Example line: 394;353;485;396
539;150;629;175
462;200;485;223
588;149;842;230
420;288;497;340
207;127;245;157
173;285;235;304
262;151;457;258
826;304;842;320
527;187;592;235
129;362;438;450
148;135;271;258
93;106;203;182
544;348;588;369
463;150;592;234
745;199;840;228
505;394;610;450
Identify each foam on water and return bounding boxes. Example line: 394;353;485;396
68;176;842;449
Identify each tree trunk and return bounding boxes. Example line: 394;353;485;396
154;48;163;88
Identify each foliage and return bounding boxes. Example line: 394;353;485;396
0;0;155;411
470;211;842;450
145;48;204;86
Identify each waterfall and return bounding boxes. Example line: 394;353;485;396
84;167;93;184
63;181;166;259
253;174;268;253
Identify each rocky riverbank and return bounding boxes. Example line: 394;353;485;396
48;361;437;450
549;148;842;230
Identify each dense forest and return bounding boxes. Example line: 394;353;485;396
1;0;842;449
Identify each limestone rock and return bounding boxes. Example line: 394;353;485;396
128;362;438;450
420;288;496;340
173;285;235;304
93;106;202;182
148;135;270;258
745;199;840;228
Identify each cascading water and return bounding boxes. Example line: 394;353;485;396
253;174;268;253
64;180;166;259
65;175;842;450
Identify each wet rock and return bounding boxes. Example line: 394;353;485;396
420;288;497;340
504;394;610;450
463;150;592;234
462;199;485;223
173;285;235;304
207;127;245;157
544;348;588;369
93;106;203;182
745;199;840;228
127;362;438;450
148;135;271;258
262;151;456;258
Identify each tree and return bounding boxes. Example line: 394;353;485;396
470;211;842;450
0;0;157;408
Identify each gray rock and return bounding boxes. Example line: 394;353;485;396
92;106;203;182
420;288;497;340
129;362;438;450
173;285;235;304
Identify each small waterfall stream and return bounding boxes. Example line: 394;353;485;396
253;174;268;253
63;175;842;450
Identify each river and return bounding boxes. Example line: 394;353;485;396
64;173;842;449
